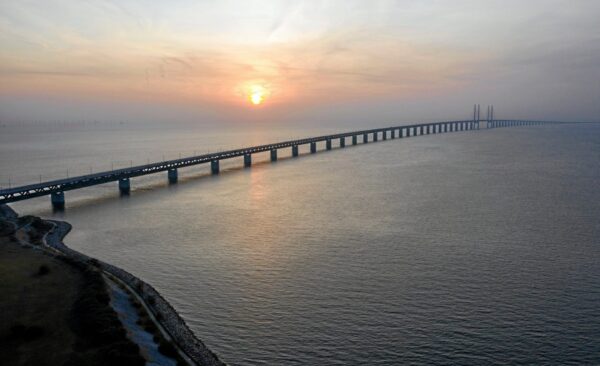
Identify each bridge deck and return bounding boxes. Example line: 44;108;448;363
0;119;567;204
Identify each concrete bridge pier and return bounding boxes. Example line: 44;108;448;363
292;145;299;157
352;135;357;145
51;191;65;210
391;129;396;139
373;132;378;142
211;160;220;174
310;142;317;153
339;137;345;148
383;131;387;140
406;128;411;137
244;153;252;167
270;149;278;161
168;169;178;184
419;125;424;135
118;178;131;194
326;139;332;150
363;133;368;143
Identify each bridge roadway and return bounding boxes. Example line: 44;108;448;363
0;119;566;208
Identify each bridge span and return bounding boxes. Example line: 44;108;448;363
0;119;568;209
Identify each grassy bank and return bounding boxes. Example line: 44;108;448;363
0;218;146;365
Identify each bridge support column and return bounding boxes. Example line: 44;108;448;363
339;137;345;148
310;142;317;153
381;131;386;140
352;135;357;145
326;139;332;150
363;133;368;143
51;191;65;210
419;125;424;135
244;153;252;167
168;169;178;184
407;127;411;137
118;177;131;194
399;128;404;138
271;149;278;161
373;132;378;142
391;129;396;139
292;145;299;157
211;160;219;174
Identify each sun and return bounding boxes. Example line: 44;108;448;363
251;91;263;105
248;84;267;105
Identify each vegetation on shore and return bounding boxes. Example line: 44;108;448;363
0;216;146;365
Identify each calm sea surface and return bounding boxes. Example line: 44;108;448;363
3;122;600;365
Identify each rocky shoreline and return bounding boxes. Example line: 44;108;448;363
2;205;226;366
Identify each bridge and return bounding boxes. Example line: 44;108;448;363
0;119;570;209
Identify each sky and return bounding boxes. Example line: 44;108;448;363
1;0;599;126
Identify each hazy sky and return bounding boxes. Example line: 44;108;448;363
1;0;599;125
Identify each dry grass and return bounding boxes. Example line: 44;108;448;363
0;223;145;366
0;235;80;365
